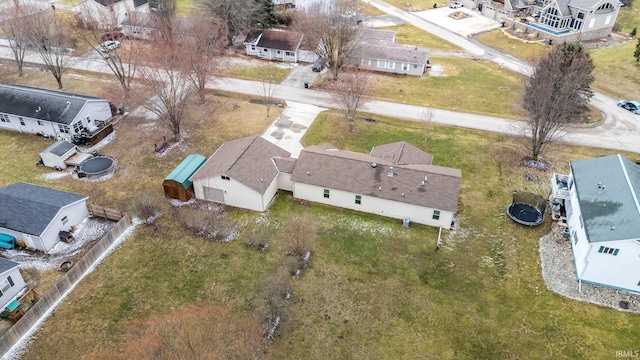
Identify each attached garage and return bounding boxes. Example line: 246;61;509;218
163;154;207;201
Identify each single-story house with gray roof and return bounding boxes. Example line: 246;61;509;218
245;29;304;62
0;84;112;141
0;182;89;253
190;136;292;212
550;154;640;294
163;154;207;201
0;258;26;312
291;143;461;228
355;30;430;77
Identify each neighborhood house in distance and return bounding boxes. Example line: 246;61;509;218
0;182;89;253
0;258;26;314
189;136;462;229
0;84;113;142
551;154;640;294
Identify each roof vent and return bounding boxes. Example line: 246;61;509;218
66;101;70;108
307;171;310;175
371;162;377;168
378;186;382;191
421;180;425;186
260;178;263;182
598;182;605;190
401;193;405;197
424;176;428;182
36;106;41;112
388;166;394;177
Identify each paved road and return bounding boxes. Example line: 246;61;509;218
365;0;640;153
0;41;638;153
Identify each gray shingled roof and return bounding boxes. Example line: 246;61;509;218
0;84;103;126
359;28;396;42
291;144;461;212
370;141;433;165
358;42;430;65
571;154;640;243
256;30;303;51
191;136;291;194
0;257;19;275
0;182;88;236
273;157;297;174
42;141;76;157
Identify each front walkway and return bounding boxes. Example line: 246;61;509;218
261;101;327;158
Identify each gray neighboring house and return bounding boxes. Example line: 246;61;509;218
0;258;26;311
476;0;622;42
356;29;430;77
0;84;112;141
245;29;304;62
0;183;89;253
550;154;640;294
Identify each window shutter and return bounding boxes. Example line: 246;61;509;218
7;276;13;286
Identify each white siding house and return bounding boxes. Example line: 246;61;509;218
190;136;292;212
75;0;150;29
245;29;303;62
0;183;89;253
291;143;461;228
0;258;26;311
551;154;640;294
0;85;112;141
356;29;430;77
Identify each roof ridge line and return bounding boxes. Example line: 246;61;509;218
618;154;640;218
227;136;257;172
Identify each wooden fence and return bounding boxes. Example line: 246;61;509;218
87;203;125;221
0;214;132;357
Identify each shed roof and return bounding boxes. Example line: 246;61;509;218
191;136;291;194
41;141;76;158
291;143;461;212
0;258;19;275
0;182;88;236
256;29;304;51
0;84;105;125
571;154;640;243
164;154;207;189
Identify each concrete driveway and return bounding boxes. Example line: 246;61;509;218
261;101;327;158
413;7;502;37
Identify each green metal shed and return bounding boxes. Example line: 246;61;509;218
163;154;207;201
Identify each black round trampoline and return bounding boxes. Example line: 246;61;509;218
506;192;546;226
79;156;115;178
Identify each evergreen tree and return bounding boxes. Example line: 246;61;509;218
631;27;637;37
256;0;277;27
634;37;640;63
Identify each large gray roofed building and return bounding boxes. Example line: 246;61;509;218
0;182;88;236
291;143;461;212
571;154;640;243
0;84;102;126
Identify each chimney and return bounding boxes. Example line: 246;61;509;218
388;166;394;177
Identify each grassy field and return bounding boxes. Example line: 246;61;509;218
367;57;529;119
383;24;463;51
474;29;549;63
590;40;640;100
615;3;640;35
384;0;449;11
9;100;640;359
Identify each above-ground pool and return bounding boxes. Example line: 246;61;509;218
506;191;546;226
79;156;115;178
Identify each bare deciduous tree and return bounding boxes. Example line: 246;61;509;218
74;5;140;107
522;41;594;159
255;64;281;117
22;8;74;89
294;0;360;80
421;109;435;147
0;1;43;77
330;70;371;132
199;0;260;46
181;17;225;103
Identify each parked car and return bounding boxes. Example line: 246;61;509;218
449;1;463;8
99;40;121;53
312;58;325;72
617;100;640;114
101;32;124;42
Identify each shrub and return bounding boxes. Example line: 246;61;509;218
128;190;163;223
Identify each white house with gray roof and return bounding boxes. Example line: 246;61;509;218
0;258;26;312
356;29;430;77
291;143;461;228
0;183;89;253
551;154;640;294
0;84;112;141
190;136;292;212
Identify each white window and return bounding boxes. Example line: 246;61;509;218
0;114;9;123
37;120;44;126
402;63;409;71
387;61;395;69
0;279;10;293
605;15;611;25
377;60;385;68
19;117;25;126
251;45;256;50
589;18;595;28
61;216;69;225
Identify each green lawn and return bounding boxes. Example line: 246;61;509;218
615;3;640;35
219;64;291;83
590;40;640;100
474;29;549;63
368;57;529;120
383;24;463;51
12;103;640;359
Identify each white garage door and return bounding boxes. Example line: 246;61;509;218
203;187;224;203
